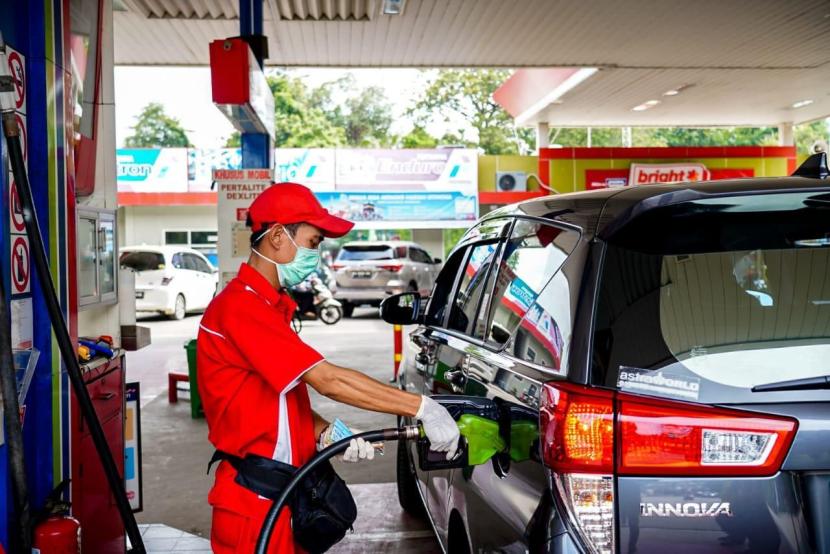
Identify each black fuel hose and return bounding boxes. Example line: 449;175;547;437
254;425;420;554
0;257;31;550
0;71;146;551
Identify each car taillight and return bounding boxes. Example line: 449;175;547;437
379;264;403;272
618;395;796;476
540;381;798;554
540;382;614;473
161;276;174;286
541;382;615;554
331;263;344;271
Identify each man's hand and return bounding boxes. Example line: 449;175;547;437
417;396;460;460
342;438;375;463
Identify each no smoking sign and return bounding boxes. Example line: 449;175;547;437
7;48;26;113
9;180;25;233
11;235;30;295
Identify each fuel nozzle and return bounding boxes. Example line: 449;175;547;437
414;395;507;471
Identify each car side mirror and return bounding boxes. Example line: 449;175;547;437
379;292;423;325
433;257;442;264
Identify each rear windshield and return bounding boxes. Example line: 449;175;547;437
120;251;165;272
337;245;402;261
592;191;830;403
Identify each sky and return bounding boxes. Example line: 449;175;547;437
114;66;454;149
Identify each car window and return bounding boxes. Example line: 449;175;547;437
171;253;186;269
508;261;575;372
424;218;512;330
410;248;431;264
425;248;467;327
447;241;502;336
338;245;397;261
120;251;165;272
484;219;579;346
593;191;830;403
189;254;212;273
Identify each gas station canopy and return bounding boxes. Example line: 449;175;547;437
115;0;830;126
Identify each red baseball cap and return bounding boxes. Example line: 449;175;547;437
247;182;354;238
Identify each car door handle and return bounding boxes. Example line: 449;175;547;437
444;369;466;393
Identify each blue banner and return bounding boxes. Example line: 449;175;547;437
316;191;477;223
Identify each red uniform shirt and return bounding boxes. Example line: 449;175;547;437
198;263;323;552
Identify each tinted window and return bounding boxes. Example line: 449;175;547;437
165;231;188;245
188;254;212;273
172;253;186;269
484;219;578;346
410;248;432;264
120;251;165;272
447;242;501;336
593;192;830;403
425;248;467;327
338;245;398;261
508;262;574;372
425;218;512;330
191;230;218;245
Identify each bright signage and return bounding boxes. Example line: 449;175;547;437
629;162;710;185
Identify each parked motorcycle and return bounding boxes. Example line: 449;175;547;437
291;275;343;331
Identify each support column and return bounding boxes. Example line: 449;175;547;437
778;122;794;146
536;122;550;151
239;0;271;170
411;229;444;261
621;127;632;147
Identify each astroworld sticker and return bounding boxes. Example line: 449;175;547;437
617;366;700;401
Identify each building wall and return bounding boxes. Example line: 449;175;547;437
478;155;543;192
120;205;218;247
539;147;797;192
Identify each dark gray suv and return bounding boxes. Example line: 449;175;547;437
383;155;830;554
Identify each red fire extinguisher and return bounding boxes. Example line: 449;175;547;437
32;481;81;553
32;515;81;553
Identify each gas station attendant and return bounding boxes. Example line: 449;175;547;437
197;182;460;553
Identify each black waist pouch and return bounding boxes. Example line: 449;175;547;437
290;460;357;553
209;451;356;553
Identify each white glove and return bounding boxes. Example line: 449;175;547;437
416;396;460;460
342;437;375;463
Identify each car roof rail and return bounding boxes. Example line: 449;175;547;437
792;152;829;179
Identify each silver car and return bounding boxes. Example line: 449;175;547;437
332;241;441;317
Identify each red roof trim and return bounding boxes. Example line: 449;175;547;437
539;146;796;160
118;192;218;206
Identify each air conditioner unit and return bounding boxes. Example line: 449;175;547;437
496;171;527;192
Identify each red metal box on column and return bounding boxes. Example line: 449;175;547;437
209;38;275;137
70;352;126;552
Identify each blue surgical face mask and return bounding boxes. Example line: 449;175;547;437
252;226;320;288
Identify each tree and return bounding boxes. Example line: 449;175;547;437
647;127;778;147
399;126;438;148
224;132;241;148
795;119;829;155
269;73;346;147
311;75;394;147
549;126;781;148
124;102;191;147
409;69;533;155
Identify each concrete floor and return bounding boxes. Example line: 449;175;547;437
126;308;440;552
